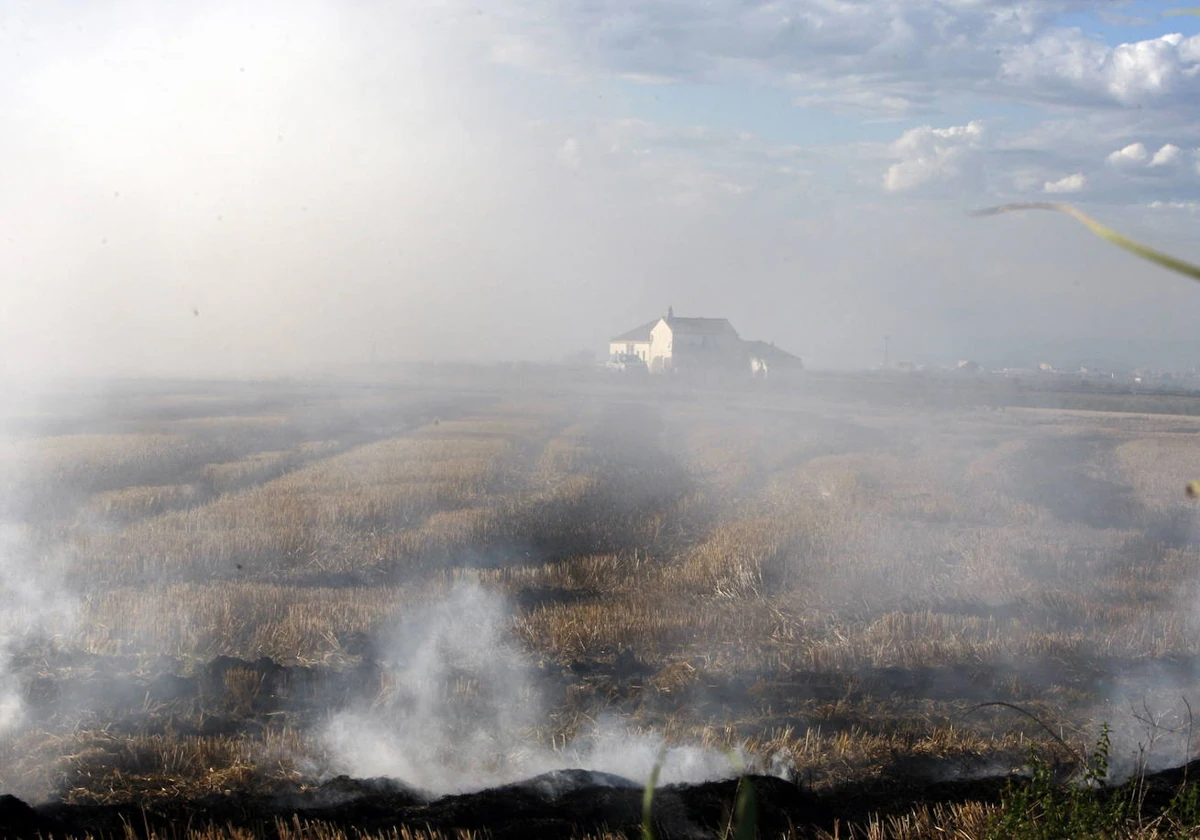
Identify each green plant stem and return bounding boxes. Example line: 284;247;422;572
970;202;1200;283
642;748;666;840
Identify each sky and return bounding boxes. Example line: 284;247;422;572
2;0;1200;375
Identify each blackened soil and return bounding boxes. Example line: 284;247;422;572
0;766;1001;840
15;651;386;732
13;756;1200;839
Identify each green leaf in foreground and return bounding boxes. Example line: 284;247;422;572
970;202;1200;283
642;748;666;840
723;749;758;840
642;749;758;840
732;776;758;840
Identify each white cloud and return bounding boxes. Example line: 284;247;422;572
792;84;927;117
1106;141;1184;169
1151;143;1182;166
1044;173;1086;193
1000;30;1200;107
883;121;986;194
1107;142;1150;166
455;2;1200;113
1149;200;1199;212
996;110;1200;204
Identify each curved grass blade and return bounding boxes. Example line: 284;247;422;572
732;776;758;840
722;749;758;840
970;202;1200;283
1163;8;1200;16
642;747;667;840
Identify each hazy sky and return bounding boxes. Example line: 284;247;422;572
2;0;1200;375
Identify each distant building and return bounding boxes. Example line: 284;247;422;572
647;311;742;374
609;308;801;378
608;320;658;364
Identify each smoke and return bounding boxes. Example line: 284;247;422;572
0;382;78;736
0;526;76;735
322;582;739;794
323;583;542;792
1097;507;1200;782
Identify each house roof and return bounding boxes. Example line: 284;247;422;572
743;340;802;364
664;317;739;336
610;319;660;342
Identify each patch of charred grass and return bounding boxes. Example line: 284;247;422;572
0;705;320;803
53;728;316;806
61;411;566;585
141;825;492;840
814;801;998;840
81;442;346;524
749;722;1040;791
38;804;1200;840
1;411;344;523
71;582;424;663
65;401;705;587
200;443;341;496
86;482;205;522
0;432;193;519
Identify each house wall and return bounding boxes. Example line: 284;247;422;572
667;328;741;374
646;321;747;374
649;320;675;372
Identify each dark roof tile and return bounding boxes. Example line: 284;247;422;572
743;340;802;364
610;319;660;342
665;317;738;336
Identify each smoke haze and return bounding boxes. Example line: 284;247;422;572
1;2;1199;377
7;2;1200;830
322;582;740;794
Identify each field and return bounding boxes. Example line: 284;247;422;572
6;371;1200;838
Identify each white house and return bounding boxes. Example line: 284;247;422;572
610;308;800;377
608;320;657;363
647;310;742;373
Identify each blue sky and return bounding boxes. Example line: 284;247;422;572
599;2;1199;150
561;1;1200;147
1058;2;1200;39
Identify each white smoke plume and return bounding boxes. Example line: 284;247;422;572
323;583;542;791
0;524;75;734
0;384;78;736
322;582;738;794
